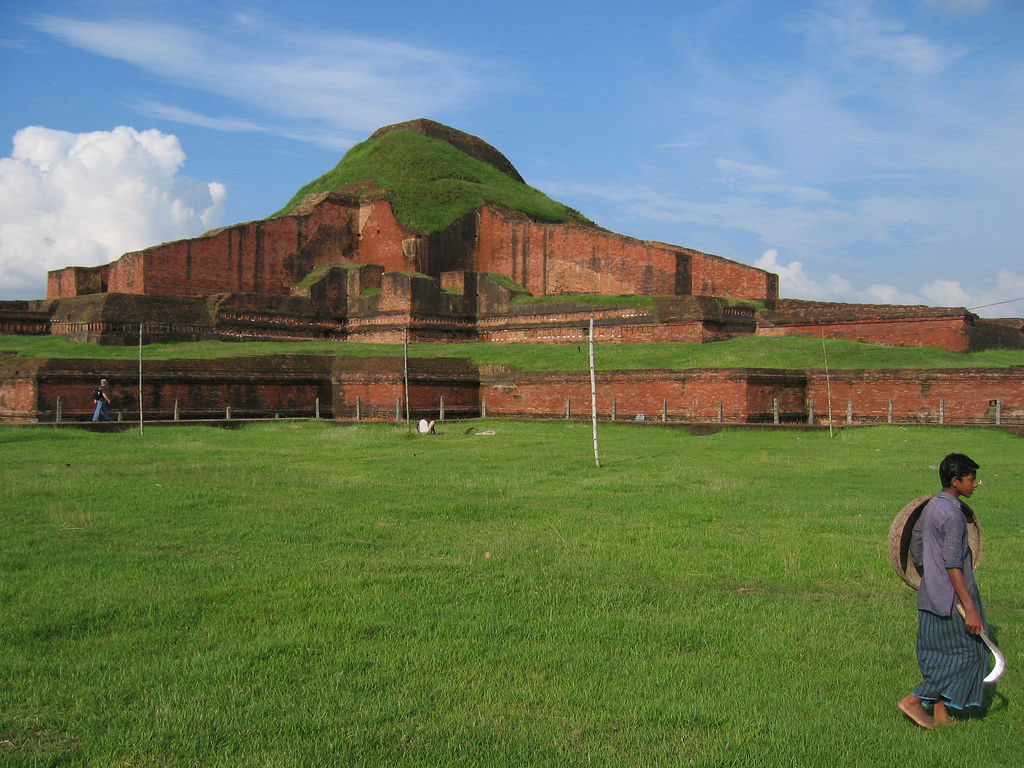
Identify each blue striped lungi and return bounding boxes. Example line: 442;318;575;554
912;603;988;710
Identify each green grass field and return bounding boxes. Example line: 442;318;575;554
2;422;1020;766
4;334;1024;372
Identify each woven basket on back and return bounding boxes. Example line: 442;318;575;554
888;493;983;589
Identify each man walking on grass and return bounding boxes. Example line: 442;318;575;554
898;453;988;728
92;378;111;422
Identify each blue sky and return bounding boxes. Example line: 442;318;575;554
2;0;1022;317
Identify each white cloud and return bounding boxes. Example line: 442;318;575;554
715;158;785;181
544;178;866;253
748;184;837;205
30;15;503;143
756;248;854;301
755;249;1024;317
0;126;225;300
793;0;968;75
919;279;971;307
135;101;357;152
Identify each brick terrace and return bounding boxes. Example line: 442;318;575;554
3;356;1021;426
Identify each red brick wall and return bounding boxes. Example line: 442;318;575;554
332;357;479;420
334;379;406;419
46;197;777;309
757;317;972;351
806;367;1024;424
473;206;776;300
355;200;413;272
0;372;38;421
474;207;680;296
688;251;776;301
10;357;334;421
47;265;110;298
479;369;806;422
4;355;1023;425
130;217;304;297
107;251;146;294
480;367;1021;424
47;269;76;298
479;319;732;343
336;379;477;420
47;197;405;300
0;303;51;335
47;270;69;299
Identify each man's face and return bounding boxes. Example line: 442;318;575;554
951;473;980;498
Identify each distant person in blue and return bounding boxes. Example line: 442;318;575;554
91;378;111;421
898;453;987;729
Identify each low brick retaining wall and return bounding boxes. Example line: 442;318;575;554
479;368;807;422
2;356;1021;426
806;367;1024;425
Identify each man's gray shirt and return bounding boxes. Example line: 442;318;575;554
910;491;976;616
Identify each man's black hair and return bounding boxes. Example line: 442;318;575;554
939;453;979;488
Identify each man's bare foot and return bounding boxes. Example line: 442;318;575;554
898;695;934;729
933;701;955;727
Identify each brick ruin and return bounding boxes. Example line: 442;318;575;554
4;117;1016;351
756;300;1024;353
32;190;784;346
2;120;1022;425
2;353;1021;426
8;185;1017;350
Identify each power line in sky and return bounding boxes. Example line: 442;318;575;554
967;297;1024;312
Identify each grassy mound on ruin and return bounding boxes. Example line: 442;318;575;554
274;130;589;234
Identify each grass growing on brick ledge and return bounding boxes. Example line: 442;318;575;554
3;334;1024;372
2;422;1021;766
510;293;657;309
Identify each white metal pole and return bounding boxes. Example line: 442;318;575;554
138;322;144;435
403;328;410;425
589;315;600;468
821;330;833;438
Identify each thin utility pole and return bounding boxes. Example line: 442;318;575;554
403;327;411;425
821;329;833;439
589;315;600;467
138;322;144;436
